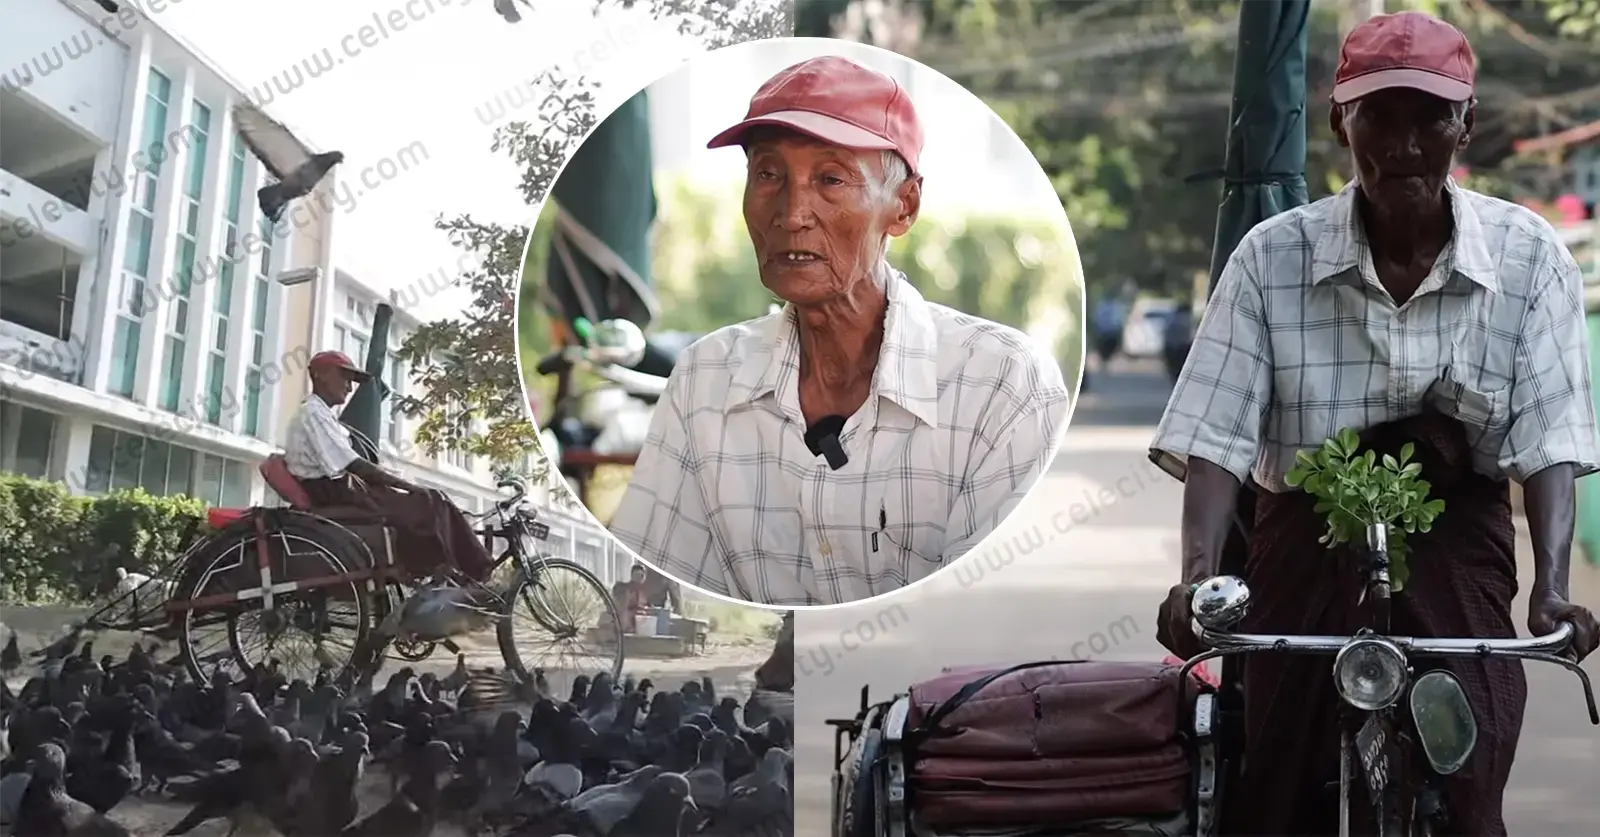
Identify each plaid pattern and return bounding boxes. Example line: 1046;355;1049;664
610;268;1071;606
284;395;360;479
1152;179;1600;493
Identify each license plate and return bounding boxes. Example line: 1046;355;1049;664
1355;713;1391;797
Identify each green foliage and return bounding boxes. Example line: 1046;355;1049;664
802;0;1600;306
1544;0;1600;41
398;0;792;471
1283;429;1447;592
0;474;205;604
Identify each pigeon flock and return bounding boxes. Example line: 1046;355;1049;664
0;628;794;836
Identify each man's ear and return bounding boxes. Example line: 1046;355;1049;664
887;175;923;238
1330;104;1350;148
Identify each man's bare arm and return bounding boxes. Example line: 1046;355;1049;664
1182;459;1244;585
1523;464;1576;601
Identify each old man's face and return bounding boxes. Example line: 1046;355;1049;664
742;130;920;306
1332;87;1472;210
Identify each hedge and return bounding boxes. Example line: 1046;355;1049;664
0;473;207;604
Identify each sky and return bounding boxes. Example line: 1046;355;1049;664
645;37;1066;218
151;1;1068;314
153;0;709;308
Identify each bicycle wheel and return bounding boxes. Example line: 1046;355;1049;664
176;516;372;683
497;558;623;696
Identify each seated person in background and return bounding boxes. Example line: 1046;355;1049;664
611;565;651;633
284;351;493;582
639;565;683;613
610;564;685;633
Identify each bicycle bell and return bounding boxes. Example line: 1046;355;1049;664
588;319;648;368
1191;575;1251;631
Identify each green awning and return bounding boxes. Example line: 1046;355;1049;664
1203;0;1312;291
543;88;659;334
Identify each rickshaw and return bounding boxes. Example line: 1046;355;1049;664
825;525;1599;836
71;303;625;689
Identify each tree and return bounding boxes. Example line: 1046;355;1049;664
803;0;1600;303
394;2;789;492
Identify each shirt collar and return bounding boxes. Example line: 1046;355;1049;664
1310;178;1498;292
728;264;942;429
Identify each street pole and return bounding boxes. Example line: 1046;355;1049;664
1369;0;1385;17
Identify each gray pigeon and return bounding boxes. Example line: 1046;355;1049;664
494;0;532;22
231;102;343;224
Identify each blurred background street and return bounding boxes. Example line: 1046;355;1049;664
794;358;1600;836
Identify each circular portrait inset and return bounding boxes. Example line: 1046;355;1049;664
518;37;1085;607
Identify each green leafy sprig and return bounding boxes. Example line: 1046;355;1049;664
1282;427;1446;593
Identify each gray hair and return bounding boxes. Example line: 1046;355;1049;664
864;150;910;202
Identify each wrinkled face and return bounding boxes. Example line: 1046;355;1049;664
742;129;919;306
311;365;358;405
1332;87;1472;211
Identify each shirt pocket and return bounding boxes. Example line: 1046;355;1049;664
1426;373;1511;435
869;480;948;575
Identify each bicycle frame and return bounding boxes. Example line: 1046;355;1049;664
1185;526;1599;837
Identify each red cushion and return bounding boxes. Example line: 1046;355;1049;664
207;507;249;529
260;454;312;509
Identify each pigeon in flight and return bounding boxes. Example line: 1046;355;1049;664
494;0;533;22
231;102;344;224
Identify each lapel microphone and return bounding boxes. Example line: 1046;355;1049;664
805;415;850;471
819;433;848;470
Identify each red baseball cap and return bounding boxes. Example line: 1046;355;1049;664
1332;12;1475;105
706;55;925;174
308;350;370;380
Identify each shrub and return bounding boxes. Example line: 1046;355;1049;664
0;474;206;604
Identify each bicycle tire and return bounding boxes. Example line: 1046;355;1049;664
497;558;623;686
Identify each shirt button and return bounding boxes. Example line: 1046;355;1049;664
819;538;831;557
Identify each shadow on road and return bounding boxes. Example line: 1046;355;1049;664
1071;358;1173;429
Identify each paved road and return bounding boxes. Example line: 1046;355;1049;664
793;359;1600;836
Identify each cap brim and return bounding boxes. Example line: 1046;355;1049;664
1331;68;1472;105
706;110;896;154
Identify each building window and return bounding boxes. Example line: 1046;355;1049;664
196;453;252;507
444;399;471;470
243;212;274;437
385;348;406;445
84;425;196;498
111;70;171;399
161;101;211;413
1;402;58;479
208;137;248;426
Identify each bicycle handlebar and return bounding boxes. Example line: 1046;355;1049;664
1193;620;1574;657
533;345;668;398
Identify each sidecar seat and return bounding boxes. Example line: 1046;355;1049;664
209;454;398;574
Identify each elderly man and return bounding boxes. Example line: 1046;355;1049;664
610;55;1070;606
284;350;492;581
1152;13;1600;835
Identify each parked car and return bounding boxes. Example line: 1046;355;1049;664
1121;298;1177;358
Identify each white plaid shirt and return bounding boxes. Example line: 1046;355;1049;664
1152;180;1600;494
611;269;1071;606
284;394;360;480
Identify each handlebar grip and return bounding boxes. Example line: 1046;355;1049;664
535;352;570;376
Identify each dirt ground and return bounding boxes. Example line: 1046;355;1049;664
2;603;777;836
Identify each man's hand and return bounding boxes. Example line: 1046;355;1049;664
1529;589;1600;662
1157;583;1204;660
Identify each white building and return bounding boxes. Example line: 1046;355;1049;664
1;0;294;506
0;0;628;587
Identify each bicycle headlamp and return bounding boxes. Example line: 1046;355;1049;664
1333;637;1409;711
